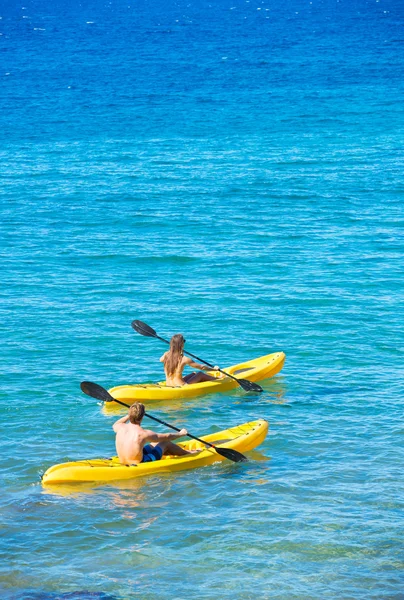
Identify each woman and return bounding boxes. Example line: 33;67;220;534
160;334;221;387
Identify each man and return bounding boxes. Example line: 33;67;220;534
113;402;199;465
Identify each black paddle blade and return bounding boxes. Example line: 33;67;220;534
238;379;264;393
80;381;115;403
131;320;158;338
215;447;248;463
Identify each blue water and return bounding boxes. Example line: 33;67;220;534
1;0;403;598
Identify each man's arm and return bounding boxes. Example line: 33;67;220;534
112;415;129;433
143;428;188;443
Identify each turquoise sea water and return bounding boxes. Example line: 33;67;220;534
1;0;403;598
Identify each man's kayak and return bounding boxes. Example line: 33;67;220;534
108;351;285;402
42;419;268;485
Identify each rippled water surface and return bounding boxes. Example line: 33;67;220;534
1;0;403;598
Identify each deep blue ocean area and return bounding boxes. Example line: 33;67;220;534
1;0;403;598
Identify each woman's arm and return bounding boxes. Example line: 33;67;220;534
184;356;219;371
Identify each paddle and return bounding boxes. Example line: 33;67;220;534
80;381;248;463
131;320;263;393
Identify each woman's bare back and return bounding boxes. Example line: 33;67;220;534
160;351;220;387
161;352;188;386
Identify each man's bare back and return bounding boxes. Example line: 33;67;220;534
114;420;153;464
113;402;199;466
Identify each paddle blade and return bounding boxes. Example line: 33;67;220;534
131;320;158;338
80;381;114;403
215;447;248;463
238;379;263;393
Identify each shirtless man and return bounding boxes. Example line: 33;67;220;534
113;402;198;465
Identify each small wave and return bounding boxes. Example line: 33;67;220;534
10;593;118;600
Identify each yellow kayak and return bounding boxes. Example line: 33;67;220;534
108;351;285;403
42;419;268;485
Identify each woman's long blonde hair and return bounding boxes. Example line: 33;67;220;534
164;334;185;377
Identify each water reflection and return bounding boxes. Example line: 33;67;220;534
41;473;173;500
101;376;288;416
11;592;118;600
100;394;218;416
234;375;289;405
41;481;99;497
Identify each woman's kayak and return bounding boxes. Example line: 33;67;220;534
42;419;268;485
108;352;285;403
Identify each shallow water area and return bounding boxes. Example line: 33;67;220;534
1;0;404;598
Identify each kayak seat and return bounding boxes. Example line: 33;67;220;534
233;367;254;375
